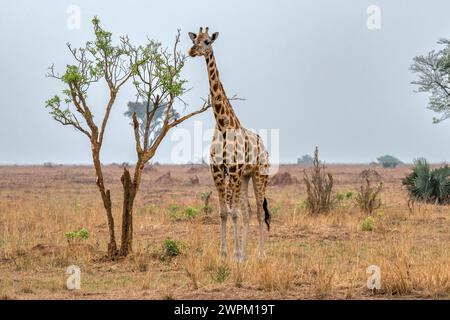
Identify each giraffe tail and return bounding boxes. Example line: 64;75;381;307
263;197;271;231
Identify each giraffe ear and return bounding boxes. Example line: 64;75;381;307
211;32;219;42
188;32;197;42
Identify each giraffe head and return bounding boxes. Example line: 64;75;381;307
188;27;219;57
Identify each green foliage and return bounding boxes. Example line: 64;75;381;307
168;204;199;221
44;95;78;125
377;155;402;168
214;265;230;283
61;65;84;84
295;200;307;211
345;191;354;200
64;228;90;242
402;158;450;205
130;38;187;99
184;207;199;218
411;38;450;123
335;192;345;202
46;16;188;145
334;190;354;209
361;216;374;231
162;239;181;257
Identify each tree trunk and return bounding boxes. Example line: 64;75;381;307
92;146;118;258
119;167;136;256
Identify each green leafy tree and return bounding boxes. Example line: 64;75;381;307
46;17;136;257
45;18;209;258
410;38;450;123
377;155;402;168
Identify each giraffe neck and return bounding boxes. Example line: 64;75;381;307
205;50;241;131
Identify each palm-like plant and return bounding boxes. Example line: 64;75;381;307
402;158;450;204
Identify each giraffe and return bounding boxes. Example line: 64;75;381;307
188;27;271;261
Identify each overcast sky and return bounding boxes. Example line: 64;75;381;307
1;0;450;164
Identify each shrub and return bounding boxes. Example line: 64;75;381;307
64;228;90;243
334;190;354;209
402;158;450;205
361;216;374;231
355;169;383;214
184;207;199;219
214;265;230;283
200;191;213;214
168;204;199;221
303;147;334;214
377;155;402;168
163;239;181;257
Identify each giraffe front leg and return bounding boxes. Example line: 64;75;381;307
211;165;228;258
240;176;251;261
230;175;242;262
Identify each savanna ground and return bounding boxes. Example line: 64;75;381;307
1;164;450;300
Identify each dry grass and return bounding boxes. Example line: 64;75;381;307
1;164;450;299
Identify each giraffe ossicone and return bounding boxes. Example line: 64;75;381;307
189;27;271;261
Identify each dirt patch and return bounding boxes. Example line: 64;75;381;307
30;243;98;258
144;165;158;172
188;175;200;185
155;172;179;184
31;244;64;256
268;172;299;186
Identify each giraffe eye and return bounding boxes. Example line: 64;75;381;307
204;40;210;45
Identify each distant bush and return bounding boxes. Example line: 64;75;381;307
43;162;55;168
402;158;450;205
297;154;314;165
377;155;402;168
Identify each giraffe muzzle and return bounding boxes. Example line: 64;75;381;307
189;46;202;57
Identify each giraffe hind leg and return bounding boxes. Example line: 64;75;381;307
253;171;269;258
229;173;242;262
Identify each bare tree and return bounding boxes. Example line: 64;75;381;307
45;18;210;258
411;38;450;123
